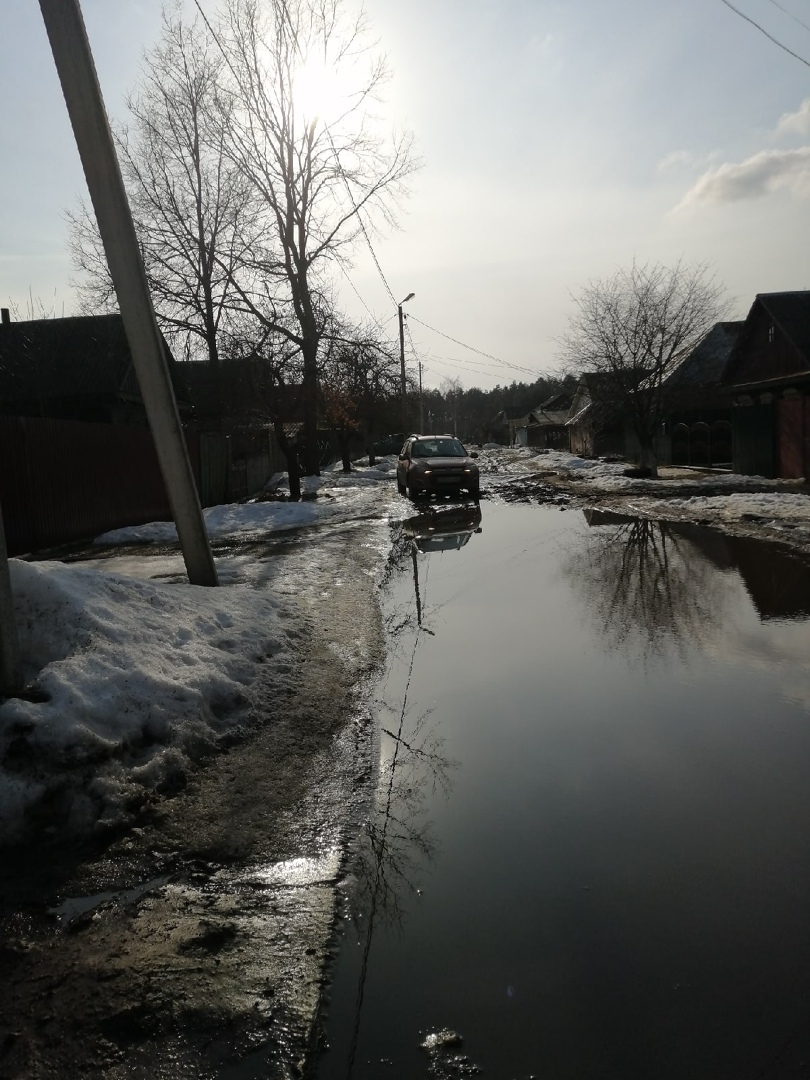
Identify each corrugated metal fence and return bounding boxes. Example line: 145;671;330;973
0;417;283;556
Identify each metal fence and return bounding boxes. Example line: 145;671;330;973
0;417;283;556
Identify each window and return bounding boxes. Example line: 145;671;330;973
768;325;775;343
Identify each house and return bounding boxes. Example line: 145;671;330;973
0;310;191;423
492;394;573;449
655;321;743;468
526;392;572;450
492;405;535;446
566;373;627;457
721;291;810;478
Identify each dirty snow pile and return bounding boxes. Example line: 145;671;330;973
659;492;810;523
96;458;402;545
0;559;296;844
0;460;405;845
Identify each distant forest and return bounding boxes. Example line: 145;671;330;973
421;373;577;443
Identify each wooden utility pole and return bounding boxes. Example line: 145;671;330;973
38;0;218;587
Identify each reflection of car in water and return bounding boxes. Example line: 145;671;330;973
402;505;483;553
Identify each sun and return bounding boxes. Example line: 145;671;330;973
292;55;357;127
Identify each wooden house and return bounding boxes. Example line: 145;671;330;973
722;291;810;478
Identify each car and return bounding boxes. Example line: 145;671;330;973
372;432;406;457
396;434;480;501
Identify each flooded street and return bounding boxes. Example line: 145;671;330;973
317;501;810;1079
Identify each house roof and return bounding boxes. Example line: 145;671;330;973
759;291;810;360
0;313;190;408
529;407;570;428
178;360;303;420
664;321;744;391
494;405;533;423
723;291;810;388
539;391;573;412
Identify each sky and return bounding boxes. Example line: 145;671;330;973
2;0;809;390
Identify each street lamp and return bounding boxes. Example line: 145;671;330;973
398;292;414;433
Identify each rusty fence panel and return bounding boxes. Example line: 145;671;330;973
0;417;205;556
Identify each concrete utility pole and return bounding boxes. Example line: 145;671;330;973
0;501;20;697
38;0;218;587
398;293;414;433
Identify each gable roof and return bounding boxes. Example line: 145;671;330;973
0;313;190;409
723;291;810;388
664;321;744;391
494;405;533;423
759;291;810;360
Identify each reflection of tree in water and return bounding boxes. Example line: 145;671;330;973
564;514;736;659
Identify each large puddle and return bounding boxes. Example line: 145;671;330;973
316;502;810;1079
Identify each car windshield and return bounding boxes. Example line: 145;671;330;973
410;438;466;458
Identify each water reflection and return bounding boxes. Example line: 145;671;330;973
320;505;810;1079
390;506;483;632
402;505;482;554
566;512;738;658
567;512;810;660
331;517;474;1077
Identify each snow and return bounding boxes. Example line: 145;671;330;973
0;457;406;844
95;459;401;545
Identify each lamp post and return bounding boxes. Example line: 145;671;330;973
398;292;414;433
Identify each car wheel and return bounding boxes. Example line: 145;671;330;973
469;485;480;502
407;481;421;500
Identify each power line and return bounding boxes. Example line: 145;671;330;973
407;314;542;377
766;0;810;35
718;0;810;68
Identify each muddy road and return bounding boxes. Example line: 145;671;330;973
0;521;390;1079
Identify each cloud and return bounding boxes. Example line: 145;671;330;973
674;146;810;210
775;98;810;138
657;150;695;173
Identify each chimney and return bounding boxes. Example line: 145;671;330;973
0;308;9;326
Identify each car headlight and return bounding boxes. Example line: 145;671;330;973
423;469;433;475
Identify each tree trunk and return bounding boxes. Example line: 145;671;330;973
638;441;659;479
272;417;301;500
301;340;320;477
340;430;352;473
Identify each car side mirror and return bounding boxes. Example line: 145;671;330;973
470;452;479;459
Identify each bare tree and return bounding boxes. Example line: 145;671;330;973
210;0;418;474
67;6;256;372
321;322;401;468
559;260;729;476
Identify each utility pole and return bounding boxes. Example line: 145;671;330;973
418;360;424;433
398;292;414;433
38;0;218;587
0;502;20;697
